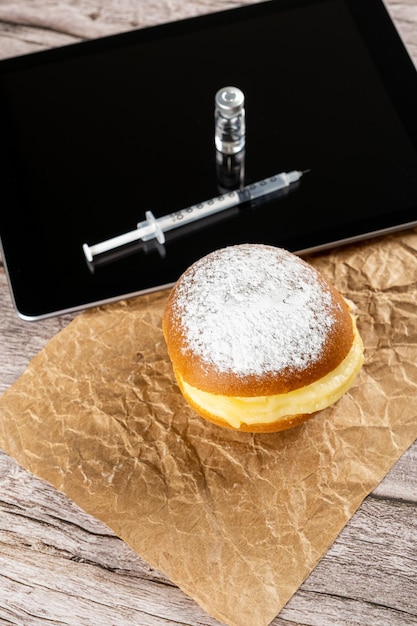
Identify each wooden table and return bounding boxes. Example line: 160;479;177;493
1;1;417;624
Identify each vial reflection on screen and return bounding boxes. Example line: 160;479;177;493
216;149;245;192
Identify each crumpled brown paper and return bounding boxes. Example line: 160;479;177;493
1;229;417;626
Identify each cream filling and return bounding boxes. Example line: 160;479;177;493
179;317;364;429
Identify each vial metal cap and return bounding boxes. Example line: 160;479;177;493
215;86;245;118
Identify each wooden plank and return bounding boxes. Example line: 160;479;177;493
0;1;417;624
0;0;264;60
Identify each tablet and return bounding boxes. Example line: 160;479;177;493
1;0;417;320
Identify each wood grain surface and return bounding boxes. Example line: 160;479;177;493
1;2;417;625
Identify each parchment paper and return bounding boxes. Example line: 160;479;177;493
1;229;417;626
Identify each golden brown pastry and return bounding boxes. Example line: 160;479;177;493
163;244;364;432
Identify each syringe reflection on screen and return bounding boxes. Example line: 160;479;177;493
82;169;308;264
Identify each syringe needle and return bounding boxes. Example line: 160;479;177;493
82;169;308;262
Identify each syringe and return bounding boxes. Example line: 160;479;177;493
82;169;307;263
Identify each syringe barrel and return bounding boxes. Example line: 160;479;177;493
158;191;240;234
246;173;293;200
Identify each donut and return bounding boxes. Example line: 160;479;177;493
162;244;364;432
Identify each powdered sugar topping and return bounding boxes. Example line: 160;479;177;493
173;245;337;376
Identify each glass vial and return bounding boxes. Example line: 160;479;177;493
214;86;245;155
